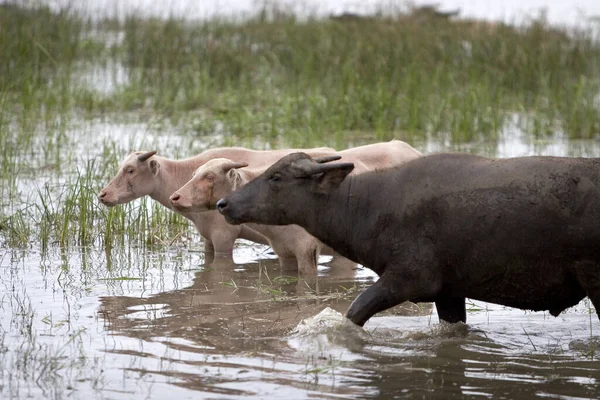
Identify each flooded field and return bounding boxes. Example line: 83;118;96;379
2;117;600;399
1;238;600;399
2;2;600;399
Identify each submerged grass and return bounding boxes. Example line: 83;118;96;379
1;4;600;397
0;2;599;253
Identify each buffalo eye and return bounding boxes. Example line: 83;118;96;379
269;173;281;182
206;175;215;182
126;167;134;174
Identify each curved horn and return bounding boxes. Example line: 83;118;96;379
221;161;249;173
313;155;342;164
313;162;355;175
137;151;157;162
293;157;354;176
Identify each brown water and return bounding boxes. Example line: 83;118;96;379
3;114;600;399
2;236;599;399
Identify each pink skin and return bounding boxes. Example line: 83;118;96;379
170;159;249;214
98;151;159;207
170;140;422;273
98;147;337;259
170;158;330;273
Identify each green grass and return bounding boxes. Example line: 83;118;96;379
0;3;82;89
1;5;600;396
113;8;600;145
1;1;600;248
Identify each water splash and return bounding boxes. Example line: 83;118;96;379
292;307;368;340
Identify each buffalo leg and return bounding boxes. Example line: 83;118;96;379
204;239;215;254
346;279;398;326
574;261;600;321
346;271;440;327
296;248;319;275
435;297;466;323
587;290;600;321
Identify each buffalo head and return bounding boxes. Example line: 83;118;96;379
170;158;248;212
98;150;159;206
217;152;354;226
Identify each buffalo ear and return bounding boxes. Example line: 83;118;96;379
149;159;160;176
314;163;354;193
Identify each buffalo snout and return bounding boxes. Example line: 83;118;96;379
216;198;228;213
217;198;244;225
98;190;110;204
98;190;117;207
170;192;191;211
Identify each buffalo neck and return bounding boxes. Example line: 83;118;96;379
293;175;381;273
150;156;207;209
235;168;261;190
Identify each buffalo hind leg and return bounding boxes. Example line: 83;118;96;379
587;289;600;321
573;261;600;321
435;297;466;323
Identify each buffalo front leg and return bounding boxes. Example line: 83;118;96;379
573;261;600;321
586;288;600;322
295;247;319;275
591;297;600;322
346;279;397;327
210;229;240;260
204;239;215;254
212;239;236;259
434;296;466;323
346;270;441;327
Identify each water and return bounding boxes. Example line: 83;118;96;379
2;236;599;399
4;107;600;399
46;0;600;26
3;3;600;397
3;107;600;399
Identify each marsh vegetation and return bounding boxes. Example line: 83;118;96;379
1;1;600;398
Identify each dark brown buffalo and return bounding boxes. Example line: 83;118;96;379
216;152;600;327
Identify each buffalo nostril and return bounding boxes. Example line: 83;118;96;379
216;198;228;213
171;193;180;202
99;191;106;199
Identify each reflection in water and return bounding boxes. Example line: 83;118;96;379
371;334;600;399
350;310;600;399
98;258;354;343
97;255;363;397
97;253;435;398
5;114;600;397
94;245;600;399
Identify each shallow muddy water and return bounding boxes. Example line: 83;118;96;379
3;115;600;399
4;3;600;397
2;198;600;399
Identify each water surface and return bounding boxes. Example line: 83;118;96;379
2;127;600;398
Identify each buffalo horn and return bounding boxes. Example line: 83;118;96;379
221;161;249;172
294;157;354;176
137;151;157;162
313;155;342;164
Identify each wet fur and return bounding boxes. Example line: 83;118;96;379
99;147;335;257
221;152;600;326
